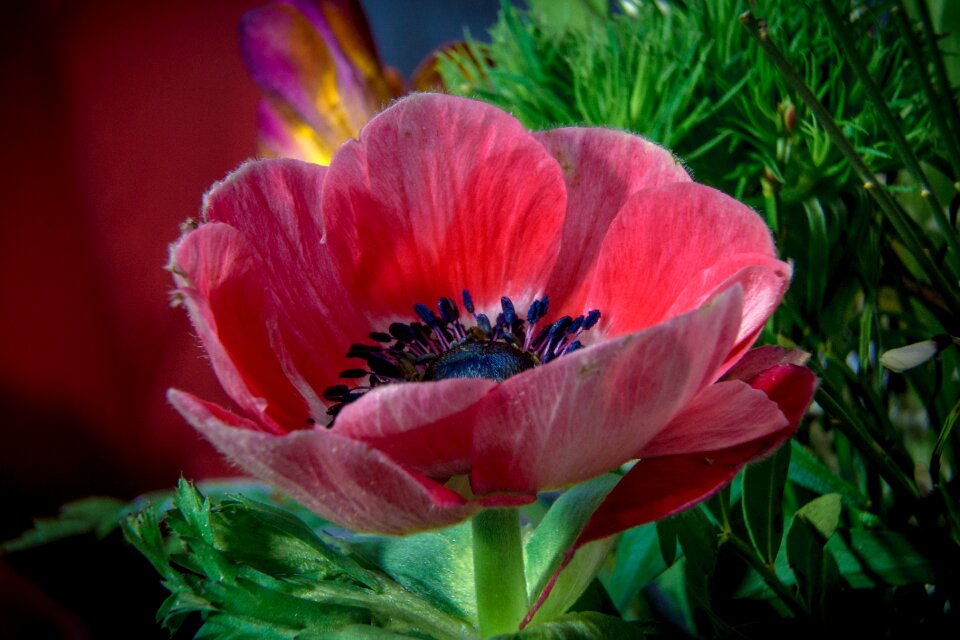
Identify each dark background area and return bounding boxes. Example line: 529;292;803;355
0;1;498;637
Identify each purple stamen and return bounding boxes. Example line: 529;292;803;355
321;290;602;423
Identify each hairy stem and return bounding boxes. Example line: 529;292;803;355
473;508;528;637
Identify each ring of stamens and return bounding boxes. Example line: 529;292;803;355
321;290;600;423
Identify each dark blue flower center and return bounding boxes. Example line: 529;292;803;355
321;290;600;424
423;339;536;382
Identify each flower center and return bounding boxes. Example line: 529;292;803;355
322;290;600;423
422;339;536;382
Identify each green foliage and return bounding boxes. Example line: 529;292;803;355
121;479;475;639
113;479;641;639
742;444;791;565
439;0;960;634
2;496;127;552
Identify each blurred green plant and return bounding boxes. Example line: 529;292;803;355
440;0;960;635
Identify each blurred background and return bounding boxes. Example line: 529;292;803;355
0;1;498;637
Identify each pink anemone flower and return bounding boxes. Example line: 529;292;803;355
168;93;816;540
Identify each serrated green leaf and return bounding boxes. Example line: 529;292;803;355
123;480;474;639
325;626;420;640
2;496;127;552
353;522;477;624
213;496;371;587
495;612;643;640
742;444;791;564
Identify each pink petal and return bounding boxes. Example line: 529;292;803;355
665;256;792;370
169;389;480;534
533;127;691;310
724;345;811;383
201;159;366;420
575;363;817;545
636;380;789;458
582;183;789;343
171;223;307;432
470;286;743;496
334;377;498;478
321;93;568;320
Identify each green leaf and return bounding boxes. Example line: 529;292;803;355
495;612;644;640
793;494;842;539
655;517;678;568
2;496;127;552
601;523;667;613
786;494;842;617
742;444;791;564
788;441;869;508
675;507;719;613
675;508;719;575
830;529;936;588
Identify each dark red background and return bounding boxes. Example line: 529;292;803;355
1;1;261;636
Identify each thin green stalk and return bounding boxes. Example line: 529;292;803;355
930;396;960;482
815;385;921;502
893;0;960;180
913;0;960;179
472;508;528;637
724;533;807;618
817;0;959;258
740;11;960;318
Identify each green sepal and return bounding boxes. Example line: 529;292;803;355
523;474;619;624
492;612;645;640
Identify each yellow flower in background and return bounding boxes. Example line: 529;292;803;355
241;0;407;164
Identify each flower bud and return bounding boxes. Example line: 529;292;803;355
880;335;953;372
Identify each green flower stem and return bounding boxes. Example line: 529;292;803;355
740;11;960;318
472;508;529;637
817;0;957;252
